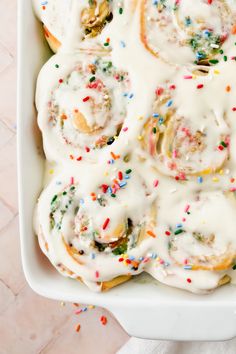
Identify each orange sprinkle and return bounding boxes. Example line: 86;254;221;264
61;114;68;120
110;152;120;160
147;230;156;238
226;85;231;92
69;154;74;160
75;324;81;332
100;316;107;325
232;24;236;34
73;303;79;307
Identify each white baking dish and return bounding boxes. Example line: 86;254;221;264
17;0;236;341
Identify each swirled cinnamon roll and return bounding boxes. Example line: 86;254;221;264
35;166;157;291
141;72;230;178
140;0;236;65
33;0;135;52
36;52;131;163
145;190;235;293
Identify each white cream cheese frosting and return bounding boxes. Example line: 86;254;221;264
34;0;236;293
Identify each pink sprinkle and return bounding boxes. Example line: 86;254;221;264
123;127;128;132
169;84;176;90
182;217;186;222
143;257;150;263
184;204;190;213
153;179;159;188
197;84;204;89
70;177;74;185
75;309;83;315
159;259;164;264
184;75;193;79
230;187;236;192
184;259;188;265
95;271;99;278
172;149;178;158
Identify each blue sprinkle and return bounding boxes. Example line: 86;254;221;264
80;198;85;205
197;176;203;184
108;187;112;194
184;265;192;270
129;255;135;260
120;41;126;48
129;93;134;99
152;113;159;118
124;175;130;179
166;100;173;107
91;253;96;259
119;181;127;188
176;223;183;228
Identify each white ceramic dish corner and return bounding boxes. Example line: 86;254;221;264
17;0;236;341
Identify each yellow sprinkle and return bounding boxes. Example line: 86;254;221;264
212;177;219;182
49;169;54;174
214;69;220;75
88;305;95;309
114;135;118;140
202;168;212;175
137;135;143;141
123;254;128;259
104;171;109;176
219;169;224;175
192;75;197;79
138;116;143;120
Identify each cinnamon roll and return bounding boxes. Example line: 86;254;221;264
140;0;236;65
36;52;131;163
35;167;157;291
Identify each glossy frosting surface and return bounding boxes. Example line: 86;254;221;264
34;0;236;293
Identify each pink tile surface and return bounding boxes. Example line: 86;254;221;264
0;1;129;353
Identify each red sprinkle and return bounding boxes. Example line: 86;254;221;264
85;146;90;153
100;316;107;325
76;156;82;161
165;231;171;236
155;87;164;96
187;278;192;283
126;259;132;264
59;79;63;84
118;257;124;262
197;84;204;89
102;218;110;230
118;171;123;180
83;96;90;102
232;107;236;111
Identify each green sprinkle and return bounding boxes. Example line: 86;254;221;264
209;59;219;64
104;42;109;47
111;194;116;198
119;7;123;14
89;76;96;82
174;229;184;235
51;195;58;204
153;127;157;134
126;169;132;174
223;56;228;62
232;264;236;270
55;64;59;68
221;141;227;148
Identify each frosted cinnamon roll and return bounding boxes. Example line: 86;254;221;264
33;0;133;52
146;190;235;293
35;167;157;291
36;52;131;163
140;0;236;65
141;78;230;178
